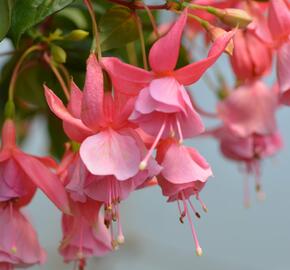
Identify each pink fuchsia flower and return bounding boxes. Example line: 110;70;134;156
0;202;46;269
45;54;160;182
230;29;272;81
59;199;112;265
102;9;235;169
156;138;212;256
217;80;278;138
209;126;283;205
0;119;70;213
57;145;160;250
249;0;290;104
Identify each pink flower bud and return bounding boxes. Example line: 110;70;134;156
230;30;272;80
215;8;253;28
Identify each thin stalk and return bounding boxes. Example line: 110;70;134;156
44;54;70;100
135;12;148;70
107;0;169;10
84;0;102;59
141;1;160;38
8;45;42;102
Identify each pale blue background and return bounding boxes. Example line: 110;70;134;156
0;3;289;268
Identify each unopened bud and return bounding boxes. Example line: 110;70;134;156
205;24;234;55
214;8;253;29
64;30;89;41
51;44;67;64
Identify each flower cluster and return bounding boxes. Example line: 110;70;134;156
0;0;289;269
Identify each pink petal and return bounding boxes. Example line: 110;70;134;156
80;129;141;180
0;206;46;265
101;57;153;95
277;42;290;105
14;152;70;214
174;30;235;85
161;143;212;184
149;9;187;73
217;81;277;137
81;54;104;129
268;0;290;43
149;77;188;113
68;81;83;118
44;86;92;135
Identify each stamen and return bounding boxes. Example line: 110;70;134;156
177;200;185;223
181;192;203;256
77;220;84;260
243;174;251;208
196;195;208;213
176;118;183;144
9;202;17;253
116;204;125;244
139;120;166;170
188;199;201;219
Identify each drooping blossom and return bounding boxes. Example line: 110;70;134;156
45;55;161;249
56;144;160;247
0;202;46;269
211;80;282;204
0;119;70;212
102;9;235;169
249;0;290;104
156;138;212;256
59;199;112;265
217;80;277;137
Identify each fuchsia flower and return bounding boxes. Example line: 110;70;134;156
156;138;212;256
0;203;46;269
230;29;272;81
102;9;235;169
210;80;282;204
59;199;112;263
46;52;161;248
250;0;290;104
217;80;277;137
0;119;69;212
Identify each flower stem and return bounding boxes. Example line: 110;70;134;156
107;0;170;10
141;1;160;38
84;0;102;59
135;12;148;70
44;54;70;100
8;45;42;102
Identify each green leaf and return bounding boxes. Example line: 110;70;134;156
100;6;139;51
10;0;75;46
0;0;14;41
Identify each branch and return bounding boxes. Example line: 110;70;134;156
107;0;170;10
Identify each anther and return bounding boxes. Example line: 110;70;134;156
11;246;17;254
139;161;147;170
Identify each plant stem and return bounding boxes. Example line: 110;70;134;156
141;1;160;38
8;45;42;102
84;0;102;59
44;54;70;100
135;12;148;70
107;0;169;10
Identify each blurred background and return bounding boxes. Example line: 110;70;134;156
1;2;290;269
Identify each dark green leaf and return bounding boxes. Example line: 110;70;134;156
100;6;139;51
10;0;75;46
0;0;14;41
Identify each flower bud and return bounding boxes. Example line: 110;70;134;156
51;44;67;64
63;29;89;41
205;24;234;55
214;8;253;29
230;30;272;80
